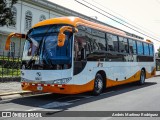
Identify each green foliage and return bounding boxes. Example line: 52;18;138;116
0;58;21;77
0;0;18;26
0;67;20;77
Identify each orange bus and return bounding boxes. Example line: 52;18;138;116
5;17;156;95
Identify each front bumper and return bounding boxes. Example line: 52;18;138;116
21;81;94;94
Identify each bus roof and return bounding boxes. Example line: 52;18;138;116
32;16;153;44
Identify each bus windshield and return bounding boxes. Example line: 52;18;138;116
22;25;73;70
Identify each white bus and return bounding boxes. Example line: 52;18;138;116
5;17;155;95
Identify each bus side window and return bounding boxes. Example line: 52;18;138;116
74;30;86;61
92;37;99;51
93;30;106;51
96;38;106;51
129;39;137;54
107;34;118;52
119;37;128;53
144;43;149;56
74;39;79;61
149;44;154;56
132;40;137;54
85;28;92;56
74;26;87;75
137;41;143;55
129;39;134;54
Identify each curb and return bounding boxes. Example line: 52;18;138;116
0;91;43;101
154;75;160;77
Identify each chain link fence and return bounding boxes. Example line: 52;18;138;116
0;51;22;82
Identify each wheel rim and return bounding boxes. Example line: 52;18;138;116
95;77;103;92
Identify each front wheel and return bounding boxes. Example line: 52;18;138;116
138;70;145;85
92;74;104;95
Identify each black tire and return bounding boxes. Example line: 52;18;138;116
138;69;145;85
93;73;104;95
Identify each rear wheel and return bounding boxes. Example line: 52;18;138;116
93;73;104;95
138;69;145;85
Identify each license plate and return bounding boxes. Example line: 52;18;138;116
37;86;43;91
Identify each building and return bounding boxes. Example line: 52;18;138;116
0;0;103;57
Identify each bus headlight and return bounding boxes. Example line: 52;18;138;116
53;77;72;84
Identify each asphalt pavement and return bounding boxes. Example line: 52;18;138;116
0;76;160;120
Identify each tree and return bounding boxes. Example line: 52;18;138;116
0;0;18;26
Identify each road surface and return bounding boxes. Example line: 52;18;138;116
0;76;160;120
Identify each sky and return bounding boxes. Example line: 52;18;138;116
48;0;160;51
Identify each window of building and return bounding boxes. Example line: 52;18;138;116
39;15;46;21
149;44;154;56
25;11;32;30
144;43;149;55
129;39;137;54
9;6;17;28
107;34;118;52
137;41;143;55
119;36;128;53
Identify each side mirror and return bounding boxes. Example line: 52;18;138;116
5;32;26;50
58;33;66;47
58;26;78;47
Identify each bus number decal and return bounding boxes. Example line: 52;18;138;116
97;62;103;67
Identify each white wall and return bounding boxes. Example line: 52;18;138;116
21;2;50;34
0;0;65;55
0;0;69;35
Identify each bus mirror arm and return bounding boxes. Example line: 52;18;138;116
5;32;26;50
58;26;78;47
